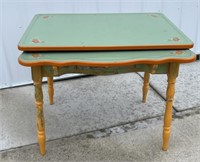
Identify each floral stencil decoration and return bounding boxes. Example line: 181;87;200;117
43;15;49;19
32;53;41;58
168;37;181;42
32;38;44;44
32;39;40;43
150;14;158;18
172;37;180;42
171;50;184;55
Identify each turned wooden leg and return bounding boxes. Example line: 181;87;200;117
162;63;179;151
142;72;150;103
47;77;54;105
32;67;46;155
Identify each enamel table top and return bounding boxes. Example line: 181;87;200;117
18;13;193;51
18;50;196;67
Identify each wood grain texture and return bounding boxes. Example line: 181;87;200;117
47;77;54;105
142;72;150;103
32;67;46;155
162;63;179;151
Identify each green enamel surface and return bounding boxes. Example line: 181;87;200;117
18;13;193;50
19;50;195;66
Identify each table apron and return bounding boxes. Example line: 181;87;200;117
39;63;170;77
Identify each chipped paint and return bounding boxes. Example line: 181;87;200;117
37;109;44;128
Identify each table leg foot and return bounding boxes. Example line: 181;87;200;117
36;101;46;156
142;72;150;103
162;63;179;151
47;77;54;105
38;131;46;155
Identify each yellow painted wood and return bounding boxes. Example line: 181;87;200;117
47;77;54;105
162;63;179;151
32;67;46;155
142;72;150;103
149;64;159;74
28;62;180;155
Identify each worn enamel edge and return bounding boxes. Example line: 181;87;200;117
18;54;196;67
18;43;194;52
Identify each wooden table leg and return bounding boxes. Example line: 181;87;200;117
142;72;150;103
162;63;179;151
47;77;54;105
32;67;46;155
